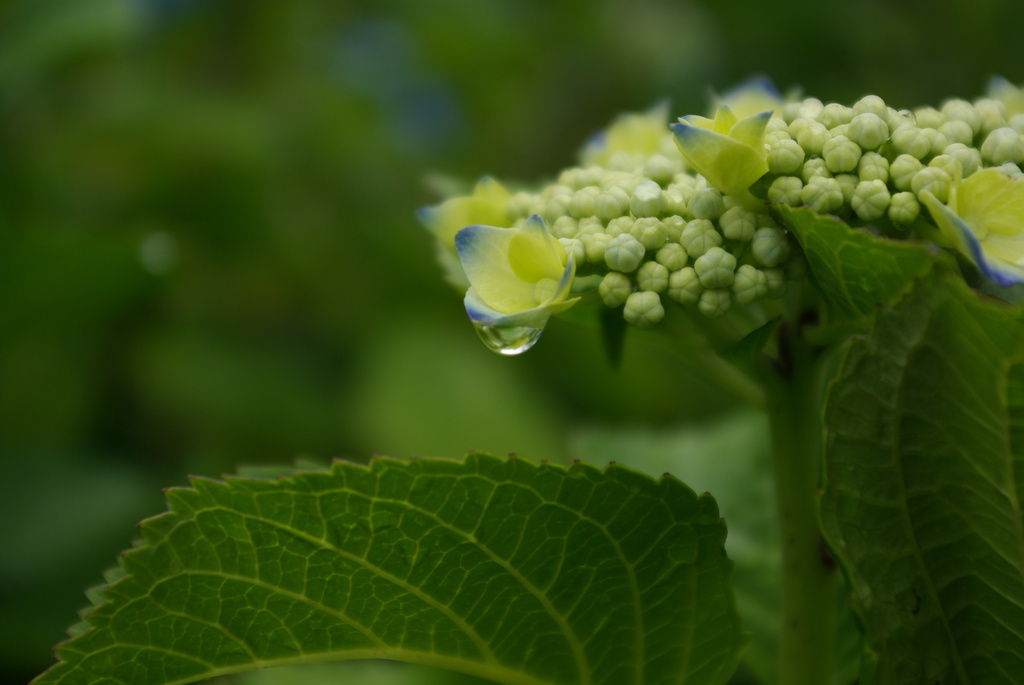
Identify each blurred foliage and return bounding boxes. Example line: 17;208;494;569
3;0;1024;682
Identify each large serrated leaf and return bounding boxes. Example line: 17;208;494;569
773;205;936;321
34;453;745;685
820;272;1024;684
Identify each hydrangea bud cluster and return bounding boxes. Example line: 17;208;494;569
421;78;1024;345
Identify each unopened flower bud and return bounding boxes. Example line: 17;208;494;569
630;180;664;217
568;187;599;218
605;216;633;237
731;264;769;305
583;232;613;264
913;106;945;129
835;173;858;204
974;98;1008;137
852;95;887;119
923;128;949;157
595;188;631;221
943;143;982;178
801;176;844;213
643;154;678;186
662;184;691;215
655;242;688;270
688;188;726;220
928;154;962;182
542;194;571;223
767;138;806;175
605;234;647;272
763;267;787;297
890;123;931;159
719;205;758;241
599;271;633;307
698;288;733;318
857;151;889;182
823;135;862;173
890;154;923;190
910;166;952;203
981;127;1024;165
694;246;737;288
801;157;832;184
624;290;664;327
577;217;604;236
851;179;891;221
667;266;703;304
818;103;853;129
768;175;804;205
887;191;920;227
680;219;723;258
631;217;668;249
751;226;790;267
558;238;585;265
796;120;830;156
662;215;686;242
941;98;981;135
636;260;670;292
938;119;973;146
847;113;889;151
551;216;579;239
995;162;1024;179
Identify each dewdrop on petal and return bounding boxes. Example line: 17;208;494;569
599;271;634;307
624;290;665;327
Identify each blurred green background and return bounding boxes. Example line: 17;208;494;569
3;0;1022;682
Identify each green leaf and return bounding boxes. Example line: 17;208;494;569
773;205;936;321
34;453;745;685
820;271;1024;684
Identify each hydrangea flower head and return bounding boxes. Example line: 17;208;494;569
670;106;772;195
921;167;1024;285
455;215;579;333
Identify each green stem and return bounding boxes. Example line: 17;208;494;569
766;317;838;685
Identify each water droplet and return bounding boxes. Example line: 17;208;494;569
473;323;543;356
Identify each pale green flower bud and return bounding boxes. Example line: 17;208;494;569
818;103;853;129
577;217;604;236
923;128;949;157
698;288;733;318
857;151;889;182
910;166;952;203
630;180;664;217
768;175;804;205
851;179;891;221
507;191;538;220
795;120;830;156
938;119;973;146
887;191;920;227
595;188;631;221
913;106;945;129
941;98;981;135
668;266;704;304
542;194;571;223
636;260;670;292
766;115;789;134
890;123;931;159
694;246;737;288
680;219;723;258
662;184;692;216
829;123;849;139
583;232;613;264
787;116;811;139
852;95;887;119
663;215;686;242
801;176;844;213
887;108;915;132
719;205;758;241
943;143;982;178
822;135;861;173
568;186;600;218
974;98;1009;137
981;127;1024;165
835;173;859;205
847;113;889;151
928;154;963;181
767;138;806;174
605;234;647;272
797;97;824;120
559;238;586;265
731;264;769;304
557;168;585;189
996;162;1024;179
624;290;664;327
631;217;668;249
765;129;792;146
689;188;726;220
801;157;832;184
643;154;678;186
1010;113;1024;134
551;216;579;239
761;268;785;298
751;226;790;267
890;154;924;190
599;271;633;307
605;216;634;237
655;242;689;270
